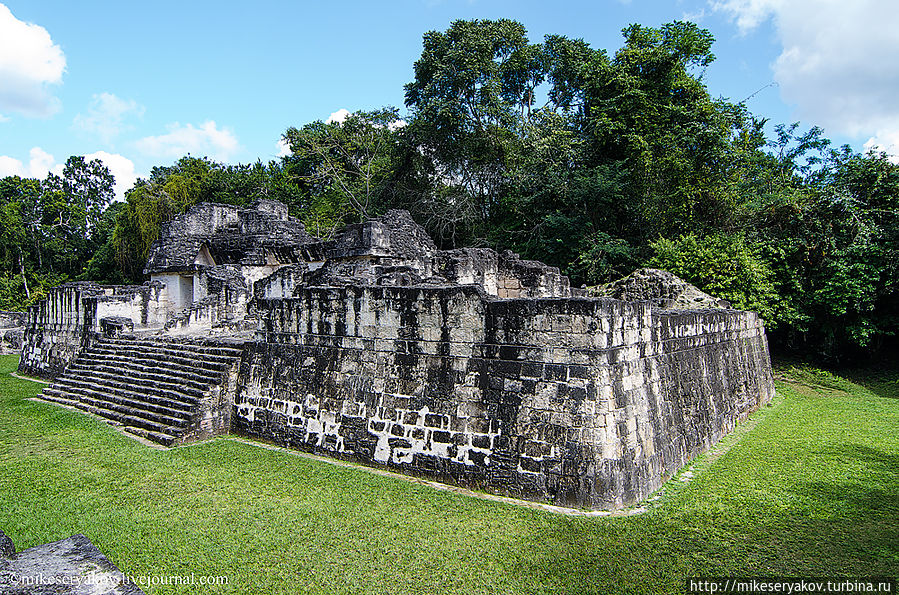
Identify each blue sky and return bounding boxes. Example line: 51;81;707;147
2;1;898;199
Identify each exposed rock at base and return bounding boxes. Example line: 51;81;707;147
590;268;731;309
0;311;25;355
0;529;14;557
0;533;145;594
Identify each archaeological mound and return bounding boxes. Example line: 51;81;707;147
19;200;775;509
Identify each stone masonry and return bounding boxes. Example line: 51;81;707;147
19;200;775;510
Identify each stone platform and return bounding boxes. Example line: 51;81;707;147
18;202;776;510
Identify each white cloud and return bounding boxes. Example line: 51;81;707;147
0;3;65;118
864;130;899;163
84;151;138;201
0;155;23;177
682;8;707;23
326;108;406;131
711;0;782;33
326;108;351;124
73;93;145;143
0;147;58;178
135;120;240;162
713;0;899;159
276;138;291;157
0;147;138;200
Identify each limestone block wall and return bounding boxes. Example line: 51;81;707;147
436;249;574;298
233;286;774;509
18;282;167;378
19;284;101;378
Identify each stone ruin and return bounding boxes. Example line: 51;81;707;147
0;311;24;355
18;199;775;509
0;528;146;594
591;267;733;310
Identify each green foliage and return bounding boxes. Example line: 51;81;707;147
402;19;544;246
581;22;741;238
282;108;401;233
0;270;69;311
80;202;129;285
650;233;786;328
0;18;896;361
576;231;636;285
0;157;114;307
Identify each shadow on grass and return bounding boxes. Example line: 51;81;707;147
775;357;899;400
508;444;899;594
790;443;899;526
844;369;899;399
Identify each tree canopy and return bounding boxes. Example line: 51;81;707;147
1;18;896;361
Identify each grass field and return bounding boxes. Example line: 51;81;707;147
1;354;896;594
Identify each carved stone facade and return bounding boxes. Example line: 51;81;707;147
19;199;775;509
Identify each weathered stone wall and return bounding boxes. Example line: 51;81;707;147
437;249;575;298
233;285;774;509
18;282;168;378
0;311;25;355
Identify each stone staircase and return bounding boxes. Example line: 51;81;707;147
39;337;245;446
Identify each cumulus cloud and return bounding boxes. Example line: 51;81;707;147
711;0;782;33
326;108;351;124
83;151;138;201
0;147;138;200
135;121;240;162
0;3;65;118
0;147;58;178
713;0;899;158
276;138;291;157
326;108;406;131
73;93;145;143
864;130;899;162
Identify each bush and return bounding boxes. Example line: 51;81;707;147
650;233;791;329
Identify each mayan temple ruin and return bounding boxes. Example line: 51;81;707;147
18;199;775;509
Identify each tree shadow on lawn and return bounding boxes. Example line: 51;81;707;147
845;370;899;399
508;444;898;594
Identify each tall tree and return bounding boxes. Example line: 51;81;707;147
283;108;401;234
39;156;115;276
402;19;545;246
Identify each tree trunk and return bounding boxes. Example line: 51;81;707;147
18;248;30;300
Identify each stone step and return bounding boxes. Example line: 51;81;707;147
101;338;244;361
42;388;185;436
51;376;199;411
93;344;240;369
38;337;243;447
78;350;228;378
65;364;211;396
39;391;79;408
86;347;231;375
71;356;223;385
76;393;189;428
123;426;177;447
48;382;195;422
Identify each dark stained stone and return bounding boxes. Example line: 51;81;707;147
0;533;146;594
0;529;13;557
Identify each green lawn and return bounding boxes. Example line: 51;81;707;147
1;354;896;594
